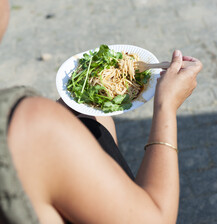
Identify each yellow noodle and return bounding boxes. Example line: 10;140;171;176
89;52;141;100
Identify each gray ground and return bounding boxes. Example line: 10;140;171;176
1;0;217;223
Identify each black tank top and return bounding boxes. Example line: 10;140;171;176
79;117;135;181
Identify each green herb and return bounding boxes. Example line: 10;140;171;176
67;44;151;113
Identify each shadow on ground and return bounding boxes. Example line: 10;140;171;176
114;113;217;224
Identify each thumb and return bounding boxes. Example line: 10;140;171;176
168;50;182;73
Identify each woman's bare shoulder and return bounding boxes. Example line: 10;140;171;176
7;97;162;224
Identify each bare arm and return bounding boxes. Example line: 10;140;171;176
135;107;179;223
136;50;202;223
8;97;165;224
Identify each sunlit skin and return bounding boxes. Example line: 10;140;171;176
1;0;202;223
0;0;9;41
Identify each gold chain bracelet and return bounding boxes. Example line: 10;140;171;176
144;141;178;153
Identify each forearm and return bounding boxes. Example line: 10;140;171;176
135;105;179;223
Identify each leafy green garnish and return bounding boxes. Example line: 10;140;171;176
67;44;151;113
102;94;132;113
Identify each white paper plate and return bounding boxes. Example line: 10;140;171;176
56;44;160;116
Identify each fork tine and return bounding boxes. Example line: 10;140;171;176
133;61;140;69
134;61;146;72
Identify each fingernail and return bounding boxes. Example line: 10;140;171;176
174;50;180;57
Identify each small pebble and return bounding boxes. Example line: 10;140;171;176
45;14;55;19
38;53;52;61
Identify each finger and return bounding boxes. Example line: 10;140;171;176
182;56;203;71
182;56;199;62
182;61;197;68
160;71;166;76
179;65;202;80
181;60;203;75
168;50;183;73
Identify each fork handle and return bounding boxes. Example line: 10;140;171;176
147;61;196;69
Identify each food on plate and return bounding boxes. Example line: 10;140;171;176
67;45;151;113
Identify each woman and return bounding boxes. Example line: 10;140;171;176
0;0;202;223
